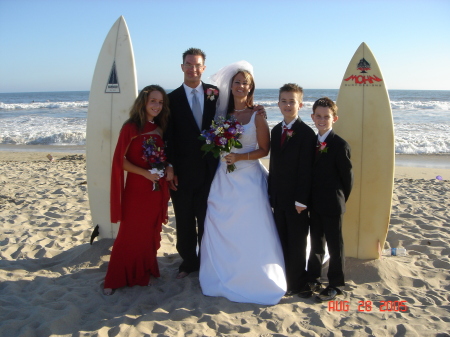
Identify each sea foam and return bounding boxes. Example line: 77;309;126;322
1;89;449;153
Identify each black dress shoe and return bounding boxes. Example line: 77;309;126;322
285;289;300;296
315;286;343;302
298;282;322;298
176;271;190;279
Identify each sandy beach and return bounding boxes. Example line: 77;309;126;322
0;151;449;336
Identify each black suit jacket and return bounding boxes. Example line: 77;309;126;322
166;82;219;189
269;117;316;210
311;130;353;216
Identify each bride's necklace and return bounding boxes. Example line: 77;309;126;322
148;120;155;124
234;107;247;112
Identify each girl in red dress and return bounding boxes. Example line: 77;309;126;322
104;85;172;295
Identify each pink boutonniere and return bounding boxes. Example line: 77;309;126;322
283;126;295;142
206;88;219;101
318;142;328;154
286;129;295;141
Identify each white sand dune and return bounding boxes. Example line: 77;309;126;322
0;153;449;336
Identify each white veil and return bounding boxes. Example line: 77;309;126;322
209;60;254;119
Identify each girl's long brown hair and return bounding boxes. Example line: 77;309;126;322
125;85;170;132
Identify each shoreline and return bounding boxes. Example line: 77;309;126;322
0;144;85;154
1;148;450;180
1;145;450;164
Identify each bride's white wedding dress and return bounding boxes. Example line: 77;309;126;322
199;112;287;305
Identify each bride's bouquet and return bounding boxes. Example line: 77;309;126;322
199;115;245;173
142;136;167;191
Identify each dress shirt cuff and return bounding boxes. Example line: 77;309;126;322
295;201;307;208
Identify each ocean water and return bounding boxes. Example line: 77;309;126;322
0;89;449;154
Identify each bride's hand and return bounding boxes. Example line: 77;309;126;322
224;153;239;165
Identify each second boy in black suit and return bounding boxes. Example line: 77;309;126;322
269;84;316;296
302;97;353;301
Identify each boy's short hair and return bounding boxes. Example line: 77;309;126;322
313;97;338;116
279;83;304;102
182;48;206;64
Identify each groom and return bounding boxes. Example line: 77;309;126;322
166;48;219;279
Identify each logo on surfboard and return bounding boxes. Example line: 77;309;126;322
357;58;371;73
344;58;383;86
105;61;120;93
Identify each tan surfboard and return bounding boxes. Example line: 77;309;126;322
335;42;394;259
86;16;137;239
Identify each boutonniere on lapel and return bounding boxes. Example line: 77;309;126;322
285;129;295;141
206;88;219;101
318;142;328;154
282;126;295;143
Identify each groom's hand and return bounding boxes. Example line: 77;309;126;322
253;105;267;119
168;175;178;191
165;166;174;182
296;205;307;214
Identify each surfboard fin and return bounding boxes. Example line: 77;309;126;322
90;225;100;245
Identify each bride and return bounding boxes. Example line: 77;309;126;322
199;61;287;305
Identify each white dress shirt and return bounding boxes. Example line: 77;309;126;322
281;119;296;130
318;128;332;143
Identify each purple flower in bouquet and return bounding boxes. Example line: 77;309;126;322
216;137;227;146
200;129;216;145
227;126;237;136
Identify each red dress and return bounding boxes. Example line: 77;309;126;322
104;122;170;289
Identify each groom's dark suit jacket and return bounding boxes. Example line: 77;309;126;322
310;130;353;216
268;117;316;209
167;82;219;189
166;82;219;273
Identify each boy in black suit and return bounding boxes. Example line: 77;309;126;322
268;84;316;296
301;97;353;301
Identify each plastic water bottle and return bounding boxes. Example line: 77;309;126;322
382;248;407;256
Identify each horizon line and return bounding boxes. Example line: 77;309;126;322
1;88;449;94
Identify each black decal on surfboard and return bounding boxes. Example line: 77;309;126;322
105;61;120;93
357;58;371;73
343;58;383;85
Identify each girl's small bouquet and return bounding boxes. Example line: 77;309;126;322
142;136;167;191
199;115;245;173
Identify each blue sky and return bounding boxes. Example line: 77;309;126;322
1;0;449;92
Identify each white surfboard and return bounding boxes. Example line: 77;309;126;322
86;16;137;239
335;42;394;259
